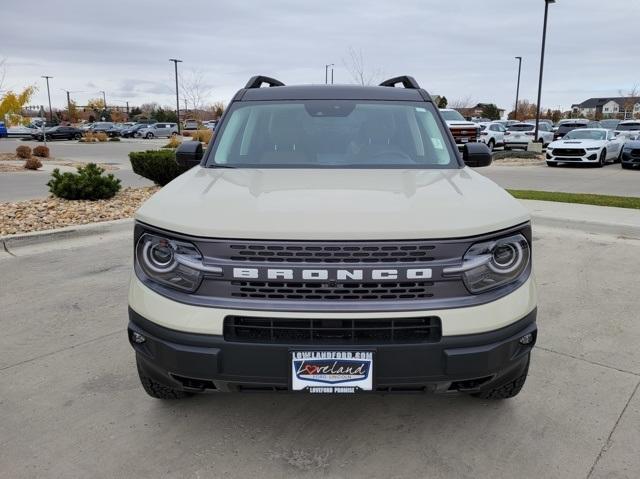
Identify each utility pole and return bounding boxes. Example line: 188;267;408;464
514;57;522;121
169;58;183;133
99;90;107;110
534;0;556;142
41;76;53;122
331;66;334;85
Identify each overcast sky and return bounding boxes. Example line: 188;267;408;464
1;0;639;113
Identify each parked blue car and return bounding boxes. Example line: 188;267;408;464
0;122;8;138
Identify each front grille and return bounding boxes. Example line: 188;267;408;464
230;281;434;300
223;316;442;344
226;243;435;263
552;148;586;157
630;149;640;158
450;128;478;141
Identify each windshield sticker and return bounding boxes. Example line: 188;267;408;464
431;138;444;150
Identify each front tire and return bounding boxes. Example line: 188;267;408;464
473;358;529;400
598;149;606;167
136;357;190;399
546;161;558;167
145;132;154;139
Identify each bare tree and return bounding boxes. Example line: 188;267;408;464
448;96;475;110
342;47;383;86
618;84;639;120
180;70;212;119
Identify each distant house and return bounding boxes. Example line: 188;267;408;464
571;97;640;119
455;103;505;120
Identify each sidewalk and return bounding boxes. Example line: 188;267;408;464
522;199;640;239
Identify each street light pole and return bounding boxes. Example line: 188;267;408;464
331;66;334;85
325;64;334;84
514;57;522;121
534;0;556;142
41;76;53;122
169;58;183;134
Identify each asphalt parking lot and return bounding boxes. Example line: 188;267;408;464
1;221;638;478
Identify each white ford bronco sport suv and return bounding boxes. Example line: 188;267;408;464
128;75;537;399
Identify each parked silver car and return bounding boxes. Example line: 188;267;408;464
136;123;179;139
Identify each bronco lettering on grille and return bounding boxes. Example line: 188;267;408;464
232;268;433;281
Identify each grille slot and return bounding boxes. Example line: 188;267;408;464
224;316;442;344
230;281;434;301
227;243;435;263
552;148;586;157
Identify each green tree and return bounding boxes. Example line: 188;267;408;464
481;103;501;120
437;96;448;108
130;106;142;117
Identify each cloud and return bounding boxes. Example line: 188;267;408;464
1;0;638;111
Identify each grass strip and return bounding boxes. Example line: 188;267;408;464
507;189;640;210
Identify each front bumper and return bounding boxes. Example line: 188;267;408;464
546;151;600;163
129;307;536;394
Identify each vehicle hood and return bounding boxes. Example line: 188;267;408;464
445;120;479;128
549;139;605;149
136;167;529;240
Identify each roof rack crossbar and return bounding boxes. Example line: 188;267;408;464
379;76;420;90
244;76;285;89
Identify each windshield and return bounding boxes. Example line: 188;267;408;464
618;123;640;131
439;110;466;122
564;129;606;140
600;120;619;129
508;124;534;131
559;122;588;129
207;101;457;169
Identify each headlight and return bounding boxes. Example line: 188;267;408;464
546;148;553;153
135;233;220;292
586;147;600;151
444;233;530;294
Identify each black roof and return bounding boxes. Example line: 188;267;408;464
573;97;640;108
240;84;426;101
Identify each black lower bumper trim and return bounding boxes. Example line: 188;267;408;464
128;307;537;393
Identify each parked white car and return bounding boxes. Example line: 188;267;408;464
136;123;179;139
504;122;554;150
615;120;640;141
478;122;506;151
546;128;624;167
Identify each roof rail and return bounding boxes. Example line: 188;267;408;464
379;76;420;90
244;76;285;89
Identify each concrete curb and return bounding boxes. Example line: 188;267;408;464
1;218;133;252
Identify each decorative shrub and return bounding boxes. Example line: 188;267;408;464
163;136;182;149
82;132;99;143
190;129;213;144
129;150;189;186
24;157;42;170
95;132;108;142
33;145;50;158
47;163;121;200
16;145;32;159
181;131;192;137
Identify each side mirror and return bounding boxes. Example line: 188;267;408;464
176;141;203;168
463;142;492;167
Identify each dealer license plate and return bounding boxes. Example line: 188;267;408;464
291;351;373;393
